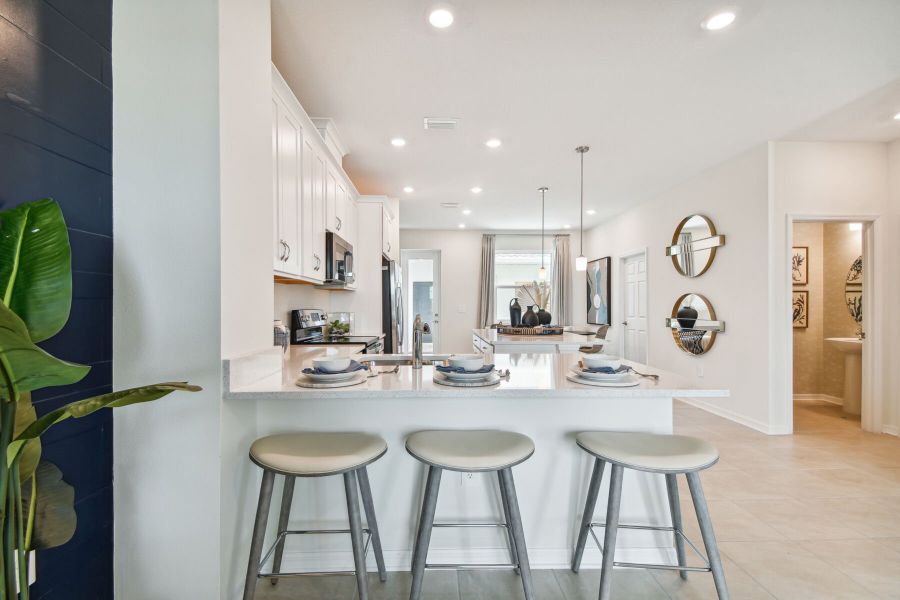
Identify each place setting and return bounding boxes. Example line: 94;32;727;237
295;357;370;389
433;354;507;387
565;353;643;387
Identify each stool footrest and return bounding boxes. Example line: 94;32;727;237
587;522;711;572
257;528;372;579
432;522;509;529
426;562;518;570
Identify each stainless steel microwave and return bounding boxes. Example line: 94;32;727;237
322;231;354;288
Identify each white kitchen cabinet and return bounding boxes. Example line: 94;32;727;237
381;205;399;261
272;93;302;276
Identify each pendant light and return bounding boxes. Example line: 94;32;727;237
575;145;590;271
537;187;549;280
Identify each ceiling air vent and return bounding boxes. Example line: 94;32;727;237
424;117;459;130
440;202;460;209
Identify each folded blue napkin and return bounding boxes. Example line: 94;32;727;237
303;360;369;375
579;365;631;374
435;363;495;374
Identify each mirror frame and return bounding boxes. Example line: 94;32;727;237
668;293;722;355
666;214;725;278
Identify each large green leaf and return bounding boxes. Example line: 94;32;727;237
0;302;89;396
14;393;41;483
0;199;72;342
7;382;201;466
20;461;76;550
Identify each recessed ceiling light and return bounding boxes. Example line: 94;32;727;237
428;8;454;29
470;186;483;194
458;223;466;229
893;111;900;121
391;138;406;147
701;10;736;31
485;138;502;149
563;224;571;229
462;209;472;215
403;186;414;193
585;209;596;215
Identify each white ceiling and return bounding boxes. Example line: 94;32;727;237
272;0;900;231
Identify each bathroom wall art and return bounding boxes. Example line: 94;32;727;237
845;255;862;324
792;246;808;285
792;290;809;328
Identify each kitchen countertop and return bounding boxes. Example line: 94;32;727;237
224;346;728;400
472;327;610;346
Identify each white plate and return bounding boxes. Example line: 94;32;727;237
566;373;641;387
295;372;368;389
569;367;630;382
300;370;363;383
433;372;501;387
441;369;495;381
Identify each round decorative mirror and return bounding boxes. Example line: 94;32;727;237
667;215;724;278
668;293;722;355
845;255;862;324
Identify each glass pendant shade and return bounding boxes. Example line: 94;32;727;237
537;266;547;280
575;255;588;271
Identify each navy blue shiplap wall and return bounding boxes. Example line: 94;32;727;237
0;0;113;597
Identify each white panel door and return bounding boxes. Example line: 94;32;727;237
622;253;648;363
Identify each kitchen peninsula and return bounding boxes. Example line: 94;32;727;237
224;348;728;573
472;328;609;354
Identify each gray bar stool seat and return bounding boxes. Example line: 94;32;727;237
407;430;536;600
242;432;388;600
571;431;729;600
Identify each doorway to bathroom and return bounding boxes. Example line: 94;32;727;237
789;219;875;432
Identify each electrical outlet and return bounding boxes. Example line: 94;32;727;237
697;362;704;378
460;472;476;487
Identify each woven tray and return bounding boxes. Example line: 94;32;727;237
496;325;564;336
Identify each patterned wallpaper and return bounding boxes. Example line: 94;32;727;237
792;223;824;394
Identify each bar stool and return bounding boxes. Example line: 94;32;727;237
242;432;388;600
571;432;729;600
406;430;536;600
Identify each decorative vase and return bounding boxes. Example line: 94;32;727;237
537;307;552;325
509;298;522;326
677;305;698;329
522;305;539;327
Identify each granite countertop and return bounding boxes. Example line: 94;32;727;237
224;347;728;400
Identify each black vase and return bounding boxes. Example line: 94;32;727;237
537;307;552;325
509;298;522;326
522;305;539;327
677;305;699;329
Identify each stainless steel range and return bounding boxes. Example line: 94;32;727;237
290;309;383;354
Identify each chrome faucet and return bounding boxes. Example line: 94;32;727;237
413;314;431;369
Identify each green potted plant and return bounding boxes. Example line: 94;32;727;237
0;199;199;598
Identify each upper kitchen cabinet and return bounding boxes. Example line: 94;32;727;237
381;200;400;262
272;64;359;285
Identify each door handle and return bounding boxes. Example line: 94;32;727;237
621;321;628;326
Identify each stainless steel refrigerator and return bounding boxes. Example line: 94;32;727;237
381;257;403;353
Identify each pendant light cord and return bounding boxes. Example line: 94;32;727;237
541;188;545;269
579;149;584;256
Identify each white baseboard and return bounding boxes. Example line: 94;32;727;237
793;393;843;406
275;546;675;573
883;424;899;437
677;397;785;434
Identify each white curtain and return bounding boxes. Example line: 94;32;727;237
477;234;496;327
551;235;573;326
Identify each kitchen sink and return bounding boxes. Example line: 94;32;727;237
359;354;452;366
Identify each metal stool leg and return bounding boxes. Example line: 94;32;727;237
270;475;295;585
572;458;605;573
410;466;442;600
498;470;520;574
242;470;276;600
344;470;369;600
665;473;688;580
357;467;387;582
686;472;730;600
499;468;535;600
598;464;624;600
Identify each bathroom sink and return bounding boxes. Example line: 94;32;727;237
825;337;862;354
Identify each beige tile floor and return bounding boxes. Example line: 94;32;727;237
255;399;900;599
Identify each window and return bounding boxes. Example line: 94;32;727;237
494;251;551;323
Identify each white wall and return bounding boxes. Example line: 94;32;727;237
113;0;223;596
274;284;333;324
399;230;584;354
769;141;895;434
885;139;900;434
217;0;272;596
585;146;772;431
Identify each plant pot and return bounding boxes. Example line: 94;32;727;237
509;298;522;326
537;308;552;325
677;305;698;329
522;306;539;327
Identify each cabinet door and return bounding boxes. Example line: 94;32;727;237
335;180;348;235
272;98;281;270
300;136;317;279
325;166;337;233
311;150;327;279
382;208;392;257
275;98;302;275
